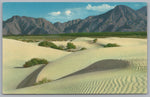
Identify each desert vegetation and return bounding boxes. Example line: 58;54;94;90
38;41;64;50
38;41;57;48
104;43;120;47
21;39;39;42
80;47;87;50
38;41;78;51
23;58;48;68
66;42;76;49
34;78;52;85
3;32;147;42
93;38;98;43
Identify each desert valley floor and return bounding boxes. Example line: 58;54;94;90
3;37;147;94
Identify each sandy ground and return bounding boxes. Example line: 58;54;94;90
3;37;147;94
36;43;147;81
3;39;70;93
54;37;147;49
16;59;129;89
8;59;147;94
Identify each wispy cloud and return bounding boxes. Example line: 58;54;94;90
46;4;116;23
49;11;61;16
86;4;116;12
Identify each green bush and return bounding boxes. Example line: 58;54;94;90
38;41;58;49
104;43;120;47
93;38;98;43
21;39;39;42
34;78;52;85
23;58;48;68
57;45;65;50
25;40;34;42
39;41;77;51
80;47;87;50
38;41;66;50
67;42;76;49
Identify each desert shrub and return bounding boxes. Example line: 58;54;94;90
57;45;65;50
67;42;76;49
104;43;120;47
38;41;67;50
20;39;27;42
23;58;48;68
93;38;98;43
21;39;38;42
34;78;52;85
38;41;58;48
80;47;87;50
57;46;63;50
26;40;34;42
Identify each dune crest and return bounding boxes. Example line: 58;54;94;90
3;37;147;94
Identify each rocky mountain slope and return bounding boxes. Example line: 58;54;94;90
3;5;147;35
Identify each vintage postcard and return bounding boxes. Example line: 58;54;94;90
2;2;147;94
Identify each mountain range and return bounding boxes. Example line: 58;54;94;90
3;5;147;35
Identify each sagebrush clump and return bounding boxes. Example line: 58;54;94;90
93;38;98;43
67;42;76;49
34;78;52;85
23;58;48;68
104;43;120;47
38;41;58;48
80;47;87;50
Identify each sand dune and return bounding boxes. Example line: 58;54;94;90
3;37;147;94
29;37;147;49
52;37;147;50
16;65;46;89
16;59;129;89
36;45;146;81
8;59;147;94
59;59;129;79
3;39;70;93
72;37;147;47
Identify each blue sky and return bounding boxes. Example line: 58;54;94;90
3;2;147;23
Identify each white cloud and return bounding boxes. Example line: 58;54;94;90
46;4;115;23
86;4;116;11
49;11;61;16
65;10;71;15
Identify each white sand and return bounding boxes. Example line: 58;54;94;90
37;37;147;81
3;37;147;94
8;61;147;94
3;39;70;93
53;37;147;49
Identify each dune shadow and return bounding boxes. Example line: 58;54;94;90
59;59;129;79
16;59;129;89
14;67;24;69
16;65;46;89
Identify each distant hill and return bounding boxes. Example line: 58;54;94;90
136;6;147;16
3;5;147;35
3;16;60;35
